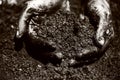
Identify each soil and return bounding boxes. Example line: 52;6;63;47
0;1;120;80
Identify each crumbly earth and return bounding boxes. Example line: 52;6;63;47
28;10;95;57
0;1;120;80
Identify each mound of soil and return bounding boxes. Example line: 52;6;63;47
25;10;96;63
27;10;95;60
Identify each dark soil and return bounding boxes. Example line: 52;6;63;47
0;1;120;80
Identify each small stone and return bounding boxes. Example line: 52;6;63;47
82;49;90;55
37;64;41;68
19;68;22;71
69;59;76;64
80;14;85;20
11;25;14;29
106;29;110;35
55;52;63;59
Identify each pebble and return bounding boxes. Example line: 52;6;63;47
19;68;22;71
11;25;14;29
55;52;63;59
69;59;76;64
37;64;42;68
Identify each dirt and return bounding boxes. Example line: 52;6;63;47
0;1;120;80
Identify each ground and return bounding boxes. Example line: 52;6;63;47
0;1;120;80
